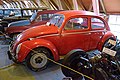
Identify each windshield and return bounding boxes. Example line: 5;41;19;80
0;10;3;15
4;9;21;17
49;14;64;27
30;12;37;22
0;10;3;18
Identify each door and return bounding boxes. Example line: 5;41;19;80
89;17;106;50
59;17;91;55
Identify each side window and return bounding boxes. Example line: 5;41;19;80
64;17;88;30
35;14;54;22
42;14;53;20
91;18;104;29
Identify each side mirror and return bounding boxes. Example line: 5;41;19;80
46;22;51;26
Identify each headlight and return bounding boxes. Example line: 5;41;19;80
16;34;22;41
16;43;22;54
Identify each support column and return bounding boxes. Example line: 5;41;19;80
92;0;100;15
72;0;78;10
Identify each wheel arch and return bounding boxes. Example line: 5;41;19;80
64;49;86;62
97;32;116;51
28;46;54;60
61;48;88;78
18;39;59;62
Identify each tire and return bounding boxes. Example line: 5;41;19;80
25;47;50;72
61;51;91;79
94;68;109;80
0;25;4;33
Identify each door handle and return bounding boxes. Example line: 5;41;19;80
83;33;91;35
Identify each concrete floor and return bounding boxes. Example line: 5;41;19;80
0;38;65;80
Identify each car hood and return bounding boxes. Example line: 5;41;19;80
16;24;58;42
8;20;30;27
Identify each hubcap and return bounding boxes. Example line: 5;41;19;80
30;53;47;68
35;57;43;63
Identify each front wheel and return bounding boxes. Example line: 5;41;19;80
25;47;50;72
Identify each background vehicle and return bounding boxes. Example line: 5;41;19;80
0;8;47;33
5;10;62;40
8;10;115;71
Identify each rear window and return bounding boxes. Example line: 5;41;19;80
35;14;54;22
91;18;104;29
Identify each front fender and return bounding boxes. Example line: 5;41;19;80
17;39;59;62
97;31;116;51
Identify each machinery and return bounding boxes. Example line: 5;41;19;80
61;39;120;80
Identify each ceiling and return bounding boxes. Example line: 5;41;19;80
0;0;120;14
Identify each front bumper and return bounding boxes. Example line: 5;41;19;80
7;51;16;60
7;51;19;63
7;43;19;63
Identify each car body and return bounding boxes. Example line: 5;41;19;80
8;10;116;71
5;10;63;39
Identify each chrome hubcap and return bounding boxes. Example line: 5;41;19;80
35;57;43;63
30;53;47;68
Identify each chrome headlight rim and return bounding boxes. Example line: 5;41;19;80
16;43;22;55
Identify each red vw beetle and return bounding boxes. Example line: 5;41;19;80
8;10;115;71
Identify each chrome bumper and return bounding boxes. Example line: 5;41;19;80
7;43;19;63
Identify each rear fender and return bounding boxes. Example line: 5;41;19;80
17;39;59;62
97;31;116;51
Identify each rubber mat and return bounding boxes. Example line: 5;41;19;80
0;64;35;80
